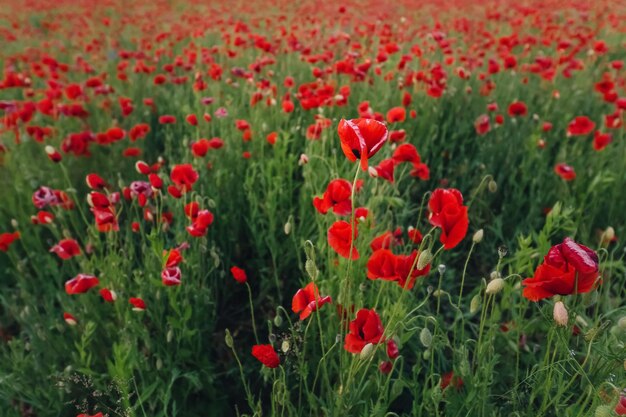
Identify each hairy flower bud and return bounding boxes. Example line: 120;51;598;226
486;278;505;295
472;229;484;243
553;301;568;327
417;250;433;270
420;327;432;348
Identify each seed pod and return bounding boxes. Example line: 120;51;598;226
486;278;505;295
420;328;432;348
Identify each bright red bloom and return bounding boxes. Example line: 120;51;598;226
50;238;81;260
291;282;332;320
65;274;99;294
99;288;117;302
386;107;406;123
129;297;146;311
170;164;199;192
338;118;388;170
428;188;469;250
522;237;599;301
328;220;359;260
164;249;183;268
474;114;490;135
616;394;626;415
313;179;353;215
386;339;399;359
0;232;20;252
344;308;385;354
374;158;395;183
186;209;214;237
251;344;280;368
593;131;612;151
554;163;576;181
158;115;176;124
567;116;595;136
392;143;420;164
86;174;107;190
230;266;247;284
441;371;464;390
366;249;430;289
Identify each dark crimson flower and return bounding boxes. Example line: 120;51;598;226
522;237;599;301
230;266;247;284
291;282;332;320
337;118;388;170
186;114;198;126
0;231;20;252
313;179;354;216
554;163;576;181
158;115;176;124
386;339;399;359
162;266;182;286
252;344;280;368
508;101;528;117
170;164;199;192
328;220;359;260
129;297;146;311
65;274;99;294
567;116;595;136
428;188;469;250
50;238;81;260
379;360;393;374
441;371;464;390
616;394;626;415
344;308;385;354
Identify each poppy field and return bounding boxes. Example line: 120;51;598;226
1;0;626;416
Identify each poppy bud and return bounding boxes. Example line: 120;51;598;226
368;166;378;178
273;314;283;327
618;316;626;330
11;219;18;228
281;340;290;353
470;294;481;313
594;405;612;417
224;329;234;348
420;327;432;348
486;278;505;295
45;146;62;162
600;227;615;246
437;264;446;275
473;229;484;243
284;220;291;235
298;153;309;166
417;250;433;270
553;301;568;327
305;259;318;280
488;180;497;193
156;357;163;370
359;343;375;360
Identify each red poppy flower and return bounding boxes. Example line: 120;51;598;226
191;139;211;157
186;209;214;237
392;143;420;164
328;220;359;260
344;308;385;354
63;312;78;326
567;116;595;136
593;131;612;151
158;115;176;124
170;164;199;192
251;344;280;368
230;266;247;284
428;188;469;250
99;288;117;302
50;238;81;260
474;114;490;135
441;371;464;390
162;266;182;286
367;249;430;289
164;249;183;268
129;297;146;311
374;158;395;183
386;107;406;123
522;237;599;301
291;282;332;320
337;118;389;170
554;163;576;181
370;229;402;251
313;179;354;216
386;339;399;359
0;231;20;252
65;274;99;294
508;101;527;117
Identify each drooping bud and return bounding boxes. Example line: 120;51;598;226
470;294;481;313
359;343;375;360
417;250;433;270
224;328;234;348
488;180;497;193
486;278;505;295
420;327;432;348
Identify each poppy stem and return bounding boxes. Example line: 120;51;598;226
246;282;259;345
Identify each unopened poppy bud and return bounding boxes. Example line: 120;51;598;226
498;245;508;258
594;405;612;417
368;166;378;178
224;329;234;348
618;316;626;330
269;333;277;344
437;264;446;275
281;340;290;353
490;271;501;280
470;294;481;313
156;357;163;370
359;343;375;360
298;153;309;166
420;327;432;348
423;350;431;360
305;259;318;280
486;278;505;295
472;229;484;243
488;180;497;193
433;289;446;297
553;301;568;327
284;220;291;235
11;219;18;228
576;315;588;328
601;227;615;246
274;314;283;327
417;250;432;270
